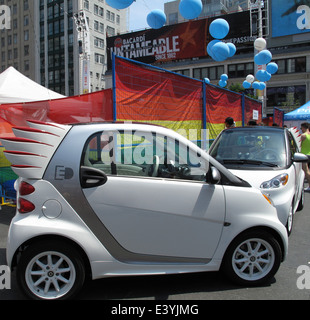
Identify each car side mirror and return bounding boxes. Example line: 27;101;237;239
207;166;221;184
292;153;309;163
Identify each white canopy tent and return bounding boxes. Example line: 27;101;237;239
0;67;65;104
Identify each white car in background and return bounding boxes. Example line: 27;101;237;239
209;126;308;235
1;121;288;300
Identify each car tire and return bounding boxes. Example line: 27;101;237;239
221;230;282;286
17;241;86;300
297;188;304;212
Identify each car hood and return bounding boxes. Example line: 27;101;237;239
229;169;288;189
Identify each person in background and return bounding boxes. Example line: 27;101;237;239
300;122;310;192
225;117;235;129
247;119;257;126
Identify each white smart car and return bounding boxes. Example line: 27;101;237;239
1;121;288;300
209;126;308;235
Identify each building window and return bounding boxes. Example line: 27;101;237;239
173;69;190;77
193;65;224;80
168;13;178;25
95;53;104;64
24;30;29;41
106;26;115;36
24;45;29;56
274;57;306;74
228;63;254;78
94;37;104;49
267;85;306;108
84;0;89;10
24;60;30;71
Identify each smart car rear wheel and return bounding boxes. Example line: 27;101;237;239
222;230;282;286
17;241;85;300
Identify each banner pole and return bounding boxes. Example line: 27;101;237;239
202;81;207;150
112;53;117;122
242;92;245;127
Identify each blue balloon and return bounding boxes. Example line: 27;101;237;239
221;74;228;81
256;70;271;82
219;80;227;87
106;0;134;9
227;43;236;57
254;49;272;65
266;62;278;75
209;18;230;39
207;39;220;60
242;81;251;89
179;0;202;20
252;81;260;89
258;82;266;90
147;10;166;29
209;41;230;61
204;78;210;84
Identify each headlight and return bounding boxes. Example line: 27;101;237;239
260;173;288;189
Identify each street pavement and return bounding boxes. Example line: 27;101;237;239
1;193;310;300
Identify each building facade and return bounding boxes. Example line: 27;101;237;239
162;0;310;116
0;0;128;96
0;0;37;80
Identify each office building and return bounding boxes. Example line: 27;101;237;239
0;0;128;96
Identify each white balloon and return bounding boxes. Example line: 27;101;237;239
246;74;255;83
254;38;266;51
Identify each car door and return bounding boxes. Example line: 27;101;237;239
81;129;226;262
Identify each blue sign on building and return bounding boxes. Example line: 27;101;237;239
272;0;310;37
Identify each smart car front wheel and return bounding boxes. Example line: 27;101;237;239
17;241;85;300
222;230;282;286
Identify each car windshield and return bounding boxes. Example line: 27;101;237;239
209;128;287;169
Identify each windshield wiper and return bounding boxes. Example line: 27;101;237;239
222;159;278;167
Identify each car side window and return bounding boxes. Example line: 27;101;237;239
81;130;207;182
288;132;298;157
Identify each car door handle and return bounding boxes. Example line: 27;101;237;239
80;166;108;188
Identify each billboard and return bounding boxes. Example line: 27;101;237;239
272;0;310;37
107;11;253;69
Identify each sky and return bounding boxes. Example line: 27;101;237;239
128;0;167;31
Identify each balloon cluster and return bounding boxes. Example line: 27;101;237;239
207;19;236;62
243;38;278;90
219;74;228;88
203;74;229;88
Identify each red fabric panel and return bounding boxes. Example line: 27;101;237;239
244;96;262;124
273;108;284;127
115;58;202;121
48;90;113;123
205;85;243;124
0;89;113;130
